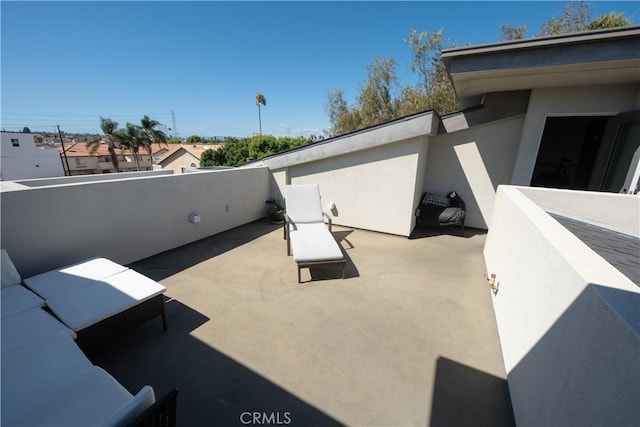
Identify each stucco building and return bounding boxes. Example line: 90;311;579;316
0;132;64;181
156;144;221;174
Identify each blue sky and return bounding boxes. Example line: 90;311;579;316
1;1;638;138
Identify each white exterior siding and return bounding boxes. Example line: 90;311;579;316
426;116;525;229
1;133;64;180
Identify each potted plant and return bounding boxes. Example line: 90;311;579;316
265;198;285;224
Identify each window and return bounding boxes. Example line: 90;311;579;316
75;158;86;167
531;116;609;190
11;138;19;147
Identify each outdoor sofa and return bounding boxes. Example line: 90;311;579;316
22;257;168;355
0;250;177;427
283;184;346;283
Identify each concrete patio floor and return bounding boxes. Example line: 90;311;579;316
93;220;514;426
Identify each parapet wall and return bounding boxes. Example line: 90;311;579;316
1;168;270;277
484;185;639;426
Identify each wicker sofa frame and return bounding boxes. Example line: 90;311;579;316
130;388;178;427
46;294;168;357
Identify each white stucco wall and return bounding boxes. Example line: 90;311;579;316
424;117;525;229
1;168;270;277
288;137;428;236
519;186;640;236
511;83;640;186
269;168;288;201
484;186;640;426
1;133;65;180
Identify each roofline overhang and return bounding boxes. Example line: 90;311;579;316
443;26;640;101
243;110;438;170
442;26;640;62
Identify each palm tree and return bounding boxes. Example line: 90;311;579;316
255;93;266;135
87;117;120;172
140;115;168;165
119;123;145;171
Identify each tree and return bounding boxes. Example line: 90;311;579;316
140;115;167;165
394;86;430;117
255;93;267;135
538;1;591;36
504;2;631;39
500;23;527;40
22;126;31;133
406;29;459;115
588;11;632;30
200;135;313;167
186;135;204;144
87;117;120;172
326;90;362;136
118;123;145;171
357;57;398;126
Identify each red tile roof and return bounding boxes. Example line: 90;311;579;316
60;142;167;158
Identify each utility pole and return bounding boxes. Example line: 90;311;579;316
171;110;178;139
58;125;71;176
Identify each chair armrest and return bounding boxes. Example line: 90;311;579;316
283;214;292;256
322;212;332;232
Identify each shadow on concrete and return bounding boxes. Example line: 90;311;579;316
409;226;486;240
91;299;344;427
129;219;281;281
507;284;640;426
308;229;360;282
430;357;515;427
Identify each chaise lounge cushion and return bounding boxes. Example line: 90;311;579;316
5;367;154;427
23;257;129;299
45;270;166;332
285;184;324;223
289;223;344;263
1;284;45;319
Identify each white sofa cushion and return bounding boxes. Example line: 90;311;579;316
23;257;129;299
285;184;324;223
1;307;76;353
1;249;22;288
289;223;344;262
4;366;147;427
108;385;157;427
103;269;166;301
1;284;45;319
1;333;93;422
45;271;165;332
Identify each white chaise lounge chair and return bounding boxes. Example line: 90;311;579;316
284;184;346;283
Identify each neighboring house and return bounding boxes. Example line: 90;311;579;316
156;144;221;173
60;142;166;175
0;132;65;181
244;26;640;235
